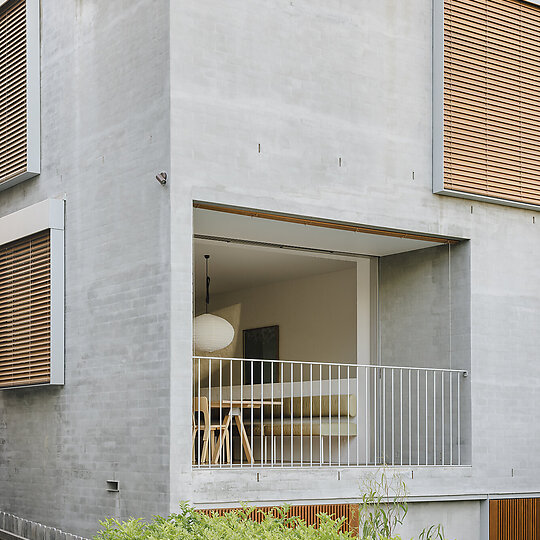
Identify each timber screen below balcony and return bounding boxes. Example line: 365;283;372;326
192;356;467;468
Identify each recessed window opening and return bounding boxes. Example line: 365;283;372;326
191;205;470;469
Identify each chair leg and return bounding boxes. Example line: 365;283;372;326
209;432;214;464
201;430;210;464
212;415;232;464
192;428;197;463
225;430;231;464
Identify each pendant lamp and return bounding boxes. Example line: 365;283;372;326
193;255;234;353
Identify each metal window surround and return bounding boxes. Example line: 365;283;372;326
0;0;40;191
0;199;65;387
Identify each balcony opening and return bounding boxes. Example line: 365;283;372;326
192;204;470;469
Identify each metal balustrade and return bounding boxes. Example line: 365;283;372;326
192;356;468;469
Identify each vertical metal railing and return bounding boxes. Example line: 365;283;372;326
192;357;468;469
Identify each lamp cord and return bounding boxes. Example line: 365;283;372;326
205;255;210;314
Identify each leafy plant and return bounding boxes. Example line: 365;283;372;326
94;503;355;540
419;524;446;540
359;471;409;539
358;470;448;540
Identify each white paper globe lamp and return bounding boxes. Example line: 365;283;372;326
194;313;234;353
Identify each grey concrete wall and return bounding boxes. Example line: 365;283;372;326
379;242;471;373
171;0;540;509
0;0;170;536
378;244;471;465
395;500;481;540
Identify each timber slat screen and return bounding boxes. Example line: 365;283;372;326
0;231;51;388
0;0;27;186
444;0;540;205
490;498;540;540
199;503;359;534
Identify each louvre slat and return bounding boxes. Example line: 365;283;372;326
0;377;50;388
0;282;51;297
0;360;51;372
0;241;50;257
447;59;540;87
444;39;540;68
0;266;51;283
445;147;540;168
445;74;539;104
0;276;51;290
0;371;50;382
1;298;51;310
0;314;51;329
0;333;50;346
0;353;51;364
0;83;27;106
444;121;540;147
445;100;540;124
0;367;51;376
445;84;540;112
0;230;51;387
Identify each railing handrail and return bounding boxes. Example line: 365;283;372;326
193;356;468;376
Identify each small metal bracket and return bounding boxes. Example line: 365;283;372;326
462;371;469;378
155;172;167;185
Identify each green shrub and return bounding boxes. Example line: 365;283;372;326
358;472;446;540
95;503;354;540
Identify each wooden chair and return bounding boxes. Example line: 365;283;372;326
192;397;231;464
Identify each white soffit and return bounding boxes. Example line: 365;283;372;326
194;239;355;297
193;208;444;257
0;199;64;246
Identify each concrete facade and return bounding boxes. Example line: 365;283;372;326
0;0;538;538
0;0;171;535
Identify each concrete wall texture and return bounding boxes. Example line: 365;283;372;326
0;0;171;536
0;0;538;537
170;0;540;537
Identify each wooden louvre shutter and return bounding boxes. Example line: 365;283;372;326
489;498;540;540
0;0;27;186
0;230;51;388
444;0;540;206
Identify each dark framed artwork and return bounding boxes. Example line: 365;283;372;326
243;325;279;384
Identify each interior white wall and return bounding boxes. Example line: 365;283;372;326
206;267;359;365
356;258;371;367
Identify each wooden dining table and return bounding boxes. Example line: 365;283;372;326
209;399;281;464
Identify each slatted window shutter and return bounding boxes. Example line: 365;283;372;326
442;0;540;206
0;230;51;388
0;0;39;191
